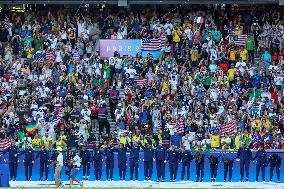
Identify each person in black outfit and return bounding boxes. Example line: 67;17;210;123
64;148;74;178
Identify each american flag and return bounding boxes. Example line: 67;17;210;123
176;116;184;134
221;122;237;137
234;35;247;46
141;35;167;51
45;50;55;63
136;78;147;87
0;138;10;150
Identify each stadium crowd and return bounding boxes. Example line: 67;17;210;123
0;4;283;153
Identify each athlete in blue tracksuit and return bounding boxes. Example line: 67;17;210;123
2;141;19;181
166;145;180;182
237;144;252;182
141;143;155;181
222;152;235;182
81;145;91;180
269;153;281;183
93;145;103;180
253;145;267;182
22;145;34;181
155;141;167;182
116;143;127;180
128;141;140;181
208;155;219;182
180;147;193;181
195;149;205;182
103;142;115;180
35;146;49;181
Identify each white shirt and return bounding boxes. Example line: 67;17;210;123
57;153;64;166
126;68;137;79
182;135;191;150
73;154;81;168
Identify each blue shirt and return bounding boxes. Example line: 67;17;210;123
170;135;182;148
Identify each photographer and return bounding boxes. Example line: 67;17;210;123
69;150;83;187
64;147;74;178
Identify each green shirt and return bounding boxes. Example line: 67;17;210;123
246;37;254;51
34;37;43;52
204;76;213;86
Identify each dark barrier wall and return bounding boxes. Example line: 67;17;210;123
0;151;283;183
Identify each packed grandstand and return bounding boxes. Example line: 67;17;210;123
0;4;283;152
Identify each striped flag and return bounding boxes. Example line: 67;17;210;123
0;138;10;150
221;122;237;137
234;35;247;46
176;116;184;134
142;35;167;51
136;78;147;87
45;50;55;63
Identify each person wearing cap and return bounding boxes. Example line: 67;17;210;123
35;145;49;181
93;145;103;180
155;141;167;182
237;143;252;182
81;145;91;180
2;140;19;181
54;147;64;187
166;145;179;182
22;144;34;181
253;144;267;182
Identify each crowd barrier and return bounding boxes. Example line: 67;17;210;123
0;150;283;186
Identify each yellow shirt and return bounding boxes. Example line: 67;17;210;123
235;135;241;149
26;48;34;58
172;30;181;43
210;134;220;148
42;136;52;149
191;50;198;61
252;119;261;131
161;81;170;92
228;50;236;61
60;135;67;141
239;49;248;61
227;68;237;81
32;138;42;148
56;140;66;148
119;136;131;145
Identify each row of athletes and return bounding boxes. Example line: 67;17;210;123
1;141;282;183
